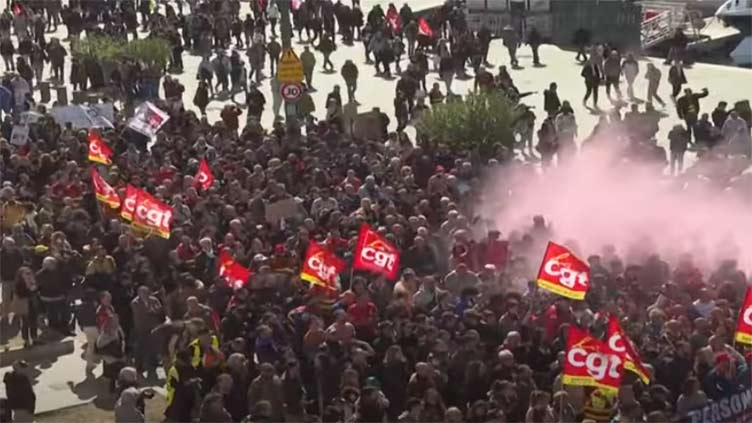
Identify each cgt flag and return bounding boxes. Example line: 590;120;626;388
120;184;139;221
218;250;251;289
536;242;590;300
131;189;173;239
386;7;401;32
353;224;400;280
300;241;345;291
418;18;434;38
607;315;651;384
563;325;624;394
90;168;120;209
88;130;113;165
194;158;215;191
735;287;752;344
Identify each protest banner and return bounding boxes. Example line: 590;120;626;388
681;387;752;423
265;198;302;224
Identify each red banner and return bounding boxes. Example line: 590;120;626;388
120;184;138;221
386;8;401;32
131;189;173;239
88;130;113;165
606;315;651;384
353;224;400;280
300;241;344;291
90;168;120;209
194;158;215;191
563;325;624;393
418;18;434;38
218;250;251;289
736;287;752;344
536;242;590;300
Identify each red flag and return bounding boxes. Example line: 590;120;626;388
536;242;590;300
386;7;401;33
300;241;345;291
90;168;120;209
12;4;23;16
131;189;173;239
353;224;400;280
194;158;215;191
120;184;138;221
736;287;752;344
88;130;113;165
563;325;624;393
606;315;651;384
418;18;434;38
218;250;251;289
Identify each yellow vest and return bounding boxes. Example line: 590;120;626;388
189;335;220;368
165;366;180;407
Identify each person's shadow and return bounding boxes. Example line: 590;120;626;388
67;377;116;410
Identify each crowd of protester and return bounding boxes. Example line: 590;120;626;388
1;0;752;422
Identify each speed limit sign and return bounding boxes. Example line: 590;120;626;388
280;83;303;102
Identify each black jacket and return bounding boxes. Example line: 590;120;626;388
543;89;561;115
581;62;601;83
0;247;23;282
3;371;35;413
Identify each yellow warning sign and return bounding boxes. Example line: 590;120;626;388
277;48;304;84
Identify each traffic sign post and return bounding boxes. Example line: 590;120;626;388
280;83;303;102
277;48;304;84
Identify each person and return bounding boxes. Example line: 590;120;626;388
394;90;409;132
668;60;687;99
3;360;35;423
0;237;23;327
199;392;232;423
247;363;285;421
97;314;127;393
722;111;752;157
527;27;542;66
341;59;359;104
165;350;202;423
14;266;39;348
581;57;602;109
246;83;266;121
193;81;210;116
621;52;639;100
318;33;336;72
543;83;561;117
668;124;690;175
555;102;578;162
131;285;164;380
501;25;519;68
711;101;729;129
573;28;591;63
266;36;281;76
439;52;454;95
76;288;100;375
693;113;716;150
603;50;622;102
300;45;316;90
37;256;72;336
645;63;665;107
267;1;280;37
428;83;444;107
676;88;709;142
